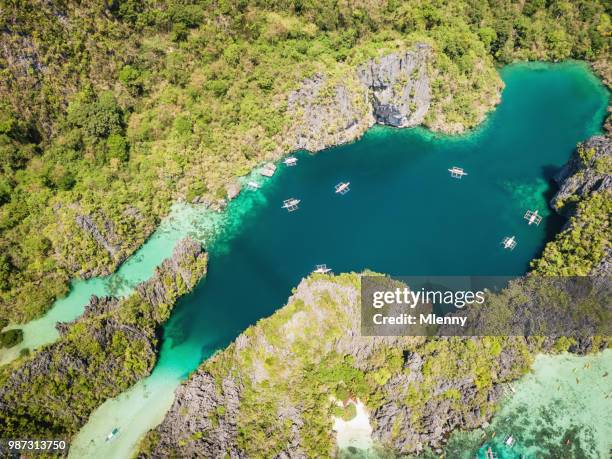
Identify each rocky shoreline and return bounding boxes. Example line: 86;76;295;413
137;131;610;457
138;273;532;458
192;46;438;210
0;237;207;445
286;46;434;154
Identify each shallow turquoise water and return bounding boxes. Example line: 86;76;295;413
0;203;224;364
440;350;612;459
66;61;609;457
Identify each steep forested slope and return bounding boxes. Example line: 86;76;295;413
140;132;611;458
1;0;610;323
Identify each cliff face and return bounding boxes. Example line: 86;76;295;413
357;45;431;128
0;237;207;441
139;275;532;458
287;73;373;152
530;133;611;276
287;46;431;152
552;135;611;216
140;131;611;457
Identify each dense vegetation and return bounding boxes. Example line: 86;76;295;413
532;190;611;275
532;139;611;276
140;273;535;457
0;238;207;439
1;0;610;324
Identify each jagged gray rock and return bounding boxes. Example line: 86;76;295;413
551;134;611;276
140;278;528;458
139;134;610;458
136;237;205;308
143;372;243;458
287;45;431;152
0;237;207;441
75;213;121;258
288;73;371;152
226;181;242;200
357;45;431;128
551;135;611;215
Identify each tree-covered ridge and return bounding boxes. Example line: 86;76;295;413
139;126;612;457
0;237;207;439
140;273;536;458
531;134;611;276
1;1;610;323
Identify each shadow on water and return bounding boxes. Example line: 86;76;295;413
539;164;568;251
67;61;610;458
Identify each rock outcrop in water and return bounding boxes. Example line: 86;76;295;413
0;237;207;443
531;132;612;279
287;45;431;152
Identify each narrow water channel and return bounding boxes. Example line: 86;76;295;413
23;61;609;458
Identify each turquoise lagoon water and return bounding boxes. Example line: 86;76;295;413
0;204;224;365
438;350;612;459
29;61;610;458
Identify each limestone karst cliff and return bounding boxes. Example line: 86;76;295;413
0;237;207;441
287;46;432;153
138;133;611;457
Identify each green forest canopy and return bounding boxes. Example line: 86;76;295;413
0;0;610;322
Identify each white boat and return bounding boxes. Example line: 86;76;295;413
282;198;300;212
313;264;332;274
504;435;515;447
448;166;468;179
335;182;350;194
524;209;542;226
284;157;298;166
501;236;517;250
105;428;119;442
246;181;261;190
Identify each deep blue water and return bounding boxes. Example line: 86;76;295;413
163;62;608;371
70;61;609;458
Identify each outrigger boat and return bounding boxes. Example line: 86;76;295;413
313;264;332;274
524;209;542;226
448;166;468;179
283;157;298;166
282;198;300;212
105;428;119;442
335;182;350;194
501;236;517;250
